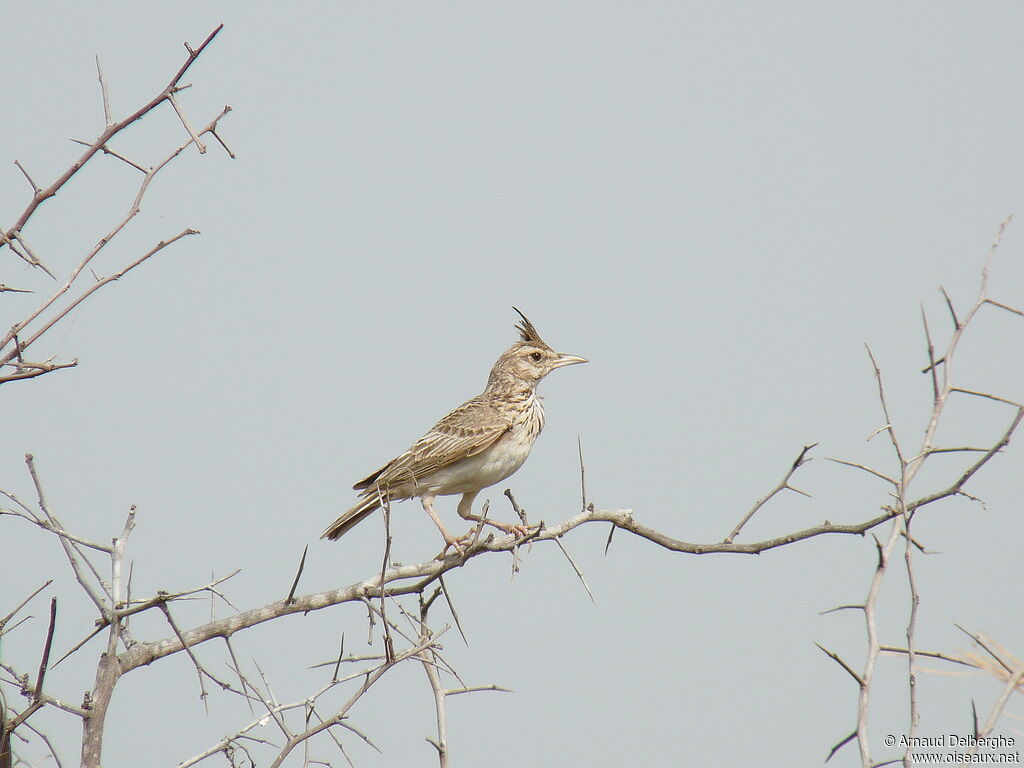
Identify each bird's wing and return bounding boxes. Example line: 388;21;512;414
354;396;511;491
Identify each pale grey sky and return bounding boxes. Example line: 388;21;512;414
3;3;1023;766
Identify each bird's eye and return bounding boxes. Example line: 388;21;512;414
530;352;542;362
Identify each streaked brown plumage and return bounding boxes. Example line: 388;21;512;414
322;308;586;550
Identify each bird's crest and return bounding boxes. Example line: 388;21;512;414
513;307;550;349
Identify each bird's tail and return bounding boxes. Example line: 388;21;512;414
321;494;381;540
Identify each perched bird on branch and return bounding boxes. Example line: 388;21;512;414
322;308;587;553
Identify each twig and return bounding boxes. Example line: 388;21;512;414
864;346;904;466
0;580;52;637
158;603;209;709
418;598;448;768
879;646;981;668
826;731;857;763
3;24;223;238
167;91;206;153
552;536;595;603
902;506;921;753
8;232;51;279
950;388;1022;408
69;138;147;173
6;229;198;367
859;524;901;766
208;123;236;158
954;626;1014;675
921;305;939;403
0;80;232;380
939;285;960;330
380;500;395;663
265;638;434;768
577;435;588;510
222;637;255;715
0;359;78;385
824;457;897;486
725;443;816;543
25;455;111;616
438;575;468;646
32;599;57;700
603;522;616;556
331;632;345;682
285;546;308;604
94;55;112;127
13;161;40;196
974;664;1024;750
815;643;865;687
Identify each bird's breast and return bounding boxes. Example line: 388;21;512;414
422;394;544;495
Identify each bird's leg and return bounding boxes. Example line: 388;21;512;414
455;491;481;523
421;492;465;556
457;492;534;538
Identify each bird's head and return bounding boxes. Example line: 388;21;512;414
485;308;588;390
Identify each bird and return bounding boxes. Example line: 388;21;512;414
322;308;587;553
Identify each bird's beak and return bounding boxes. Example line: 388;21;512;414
552;353;588;369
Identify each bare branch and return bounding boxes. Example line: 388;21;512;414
577;435;588;510
815;643;865;688
418;599;448;768
982;297;1024;317
950;387;1022;408
32;599;57;700
6;229;198;367
208;124;236;158
68;138;147;173
939;285;960;330
167;92;206;153
725;443;816;543
94;55;112;127
826;731;857;763
0;32;232;386
25;455;110;616
265;638;433;768
551;535;595;603
979;214;1012;296
975;664;1024;745
2;24;223;240
0;581;52;637
825;457;898;486
902;512;921;750
285;546;308;605
13;161;40;196
118;504;912;674
879;646;981;669
864;345;904;467
438;575;468;647
954;626;1015;676
0;359;78;385
921;305;939;403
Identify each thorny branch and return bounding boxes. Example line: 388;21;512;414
821;216;1023;768
725;443;816;543
2;29;1021;765
0;24;234;768
5;221;1023;764
0;23;232;386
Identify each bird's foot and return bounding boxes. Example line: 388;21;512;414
435;532;471;560
483;518;538;539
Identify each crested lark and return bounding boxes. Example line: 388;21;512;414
322;308;586;551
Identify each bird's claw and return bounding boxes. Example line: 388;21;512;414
485;520;539;539
435;533;469;560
